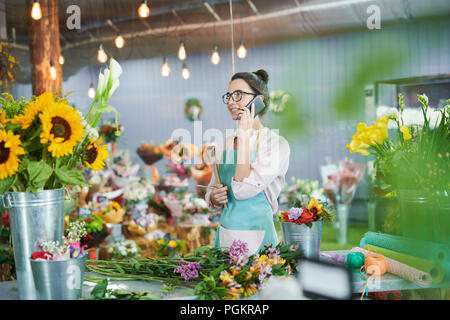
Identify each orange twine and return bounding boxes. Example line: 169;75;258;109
360;252;388;300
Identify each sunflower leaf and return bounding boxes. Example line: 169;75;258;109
27;161;53;190
0;175;16;194
54;166;89;187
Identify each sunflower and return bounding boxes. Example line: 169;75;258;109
108;201;121;212
307;198;323;215
39;101;85;158
0;110;7;127
0;129;25;180
12;92;54;129
84;136;109;172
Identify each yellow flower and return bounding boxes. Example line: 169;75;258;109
244;271;252;281
220;271;234;285
39;101;85;158
157;239;165;245
84;136;109;172
400;125;412;140
258;254;269;264
0;110;7;127
0;129;25;180
269;257;286;267
230;266;241;277
12;92;54;129
347;117;389;155
244;284;258;298
225;287;244;300
346;138;370;155
168;240;177;248
108;201;121;212
307;198;323;215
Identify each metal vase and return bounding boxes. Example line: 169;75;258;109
0;188;66;300
437;190;450;244
30;256;87;300
281;221;322;259
398;189;438;242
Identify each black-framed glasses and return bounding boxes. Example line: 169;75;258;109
222;90;257;104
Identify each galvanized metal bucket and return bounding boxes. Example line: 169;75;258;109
30;256;87;300
0;188;67;300
281;221;322;259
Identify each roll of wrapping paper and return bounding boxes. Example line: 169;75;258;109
360;232;449;263
363;244;445;284
208;146;228;210
351;247;433;287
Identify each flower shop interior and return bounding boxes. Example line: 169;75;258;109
0;0;449;303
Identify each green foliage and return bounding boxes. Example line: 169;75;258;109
89;278;162;300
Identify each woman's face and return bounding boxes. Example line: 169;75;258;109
225;79;259;121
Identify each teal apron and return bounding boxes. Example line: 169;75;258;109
214;130;279;254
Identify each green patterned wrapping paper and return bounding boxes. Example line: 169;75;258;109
360;232;449;263
363;244;445;283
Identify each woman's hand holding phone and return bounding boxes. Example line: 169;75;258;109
210;184;229;206
237;103;255;135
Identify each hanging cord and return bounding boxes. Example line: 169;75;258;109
229;0;235;75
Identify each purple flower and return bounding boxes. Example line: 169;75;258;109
174;261;203;281
258;263;272;282
288;207;303;220
267;247;280;259
229;240;249;264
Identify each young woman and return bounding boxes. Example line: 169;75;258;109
205;69;290;254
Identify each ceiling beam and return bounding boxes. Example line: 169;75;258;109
246;0;259;15
106;19;120;33
62;5;305;51
171;9;185;25
203;2;222;21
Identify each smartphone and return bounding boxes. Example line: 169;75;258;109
245;95;265;118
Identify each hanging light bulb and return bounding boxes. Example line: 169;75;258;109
97;44;108;63
88;83;96;99
160;57;170;77
237;40;247;59
58;55;65;65
178;41;186;61
49;60;56;80
31;0;42;20
211;46;220;65
138;0;150;18
181;63;190;80
114;34;125;49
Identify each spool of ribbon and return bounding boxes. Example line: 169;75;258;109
365;253;389;275
346;252;365;269
360;253;388;300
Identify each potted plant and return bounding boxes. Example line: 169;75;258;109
0;58;122;299
29;220;89;300
346;94;449;242
276;198;334;259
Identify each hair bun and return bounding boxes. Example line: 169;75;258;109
254;69;269;84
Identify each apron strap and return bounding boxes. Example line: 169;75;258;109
226;127;263;152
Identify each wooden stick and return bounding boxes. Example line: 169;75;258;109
208;146;228;210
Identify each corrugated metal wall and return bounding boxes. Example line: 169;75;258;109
11;18;450;221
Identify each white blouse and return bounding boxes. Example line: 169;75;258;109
205;127;290;214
